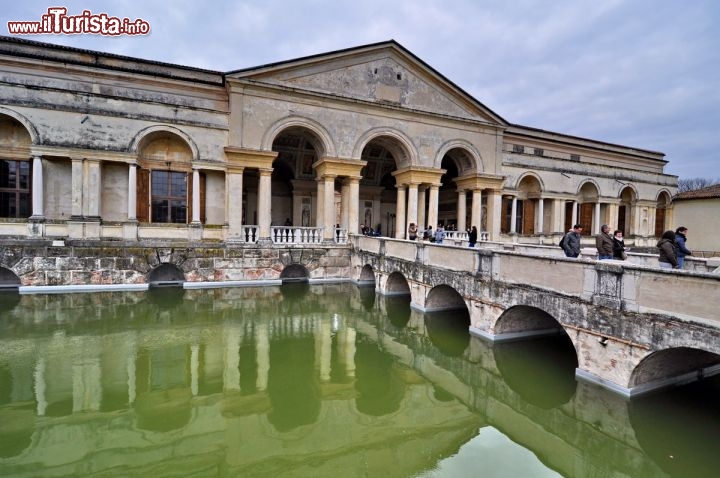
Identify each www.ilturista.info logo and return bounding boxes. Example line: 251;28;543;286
7;7;150;36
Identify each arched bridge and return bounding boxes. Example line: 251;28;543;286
350;236;720;397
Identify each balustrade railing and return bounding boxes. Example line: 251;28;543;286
271;226;323;244
241;225;259;243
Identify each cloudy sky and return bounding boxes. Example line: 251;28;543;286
3;0;718;179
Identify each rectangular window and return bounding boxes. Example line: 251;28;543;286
534;148;544;156
512;144;524;154
570;154;580;161
0;159;31;218
151;170;187;223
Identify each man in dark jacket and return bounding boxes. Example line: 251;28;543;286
658;230;679;269
562;224;583;258
674;226;692;269
596;224;614;260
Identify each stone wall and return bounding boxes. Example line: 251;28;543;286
0;240;352;286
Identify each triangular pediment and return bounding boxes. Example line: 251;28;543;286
227;41;506;125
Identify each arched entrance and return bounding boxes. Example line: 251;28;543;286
578;182;600;235
618;186;637;236
655;191;671;237
0;114;33;220
270;127;324;227
136;131;195;224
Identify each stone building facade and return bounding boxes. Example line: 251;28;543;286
0;37;677;247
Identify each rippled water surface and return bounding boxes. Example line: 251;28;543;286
0;284;718;477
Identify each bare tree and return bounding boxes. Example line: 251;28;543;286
677;177;720;193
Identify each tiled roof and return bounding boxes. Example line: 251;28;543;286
673;184;720;201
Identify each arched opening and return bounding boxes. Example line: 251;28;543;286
271;127;323;227
384;272;410;296
438;153;461;230
360;136;408;237
147;263;185;286
425;284;466;311
655;191;671;237
359;264;375;285
578;182;600;235
384;295;411;328
629;347;720;391
0;114;33;220
424;285;470;356
136;131;195;224
280;263;309;283
618;186;637;236
492;305;577;407
0;266;21;290
494;305;564;337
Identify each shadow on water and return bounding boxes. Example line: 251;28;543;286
385;295;411;329
267;336;319;432
493;334;578;409
146;285;186;309
358;285;376;311
630;374;720;478
279;281;310;301
424;309;471;357
0;291;20;315
354;335;405;416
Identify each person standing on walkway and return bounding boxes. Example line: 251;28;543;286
434;224;446;244
408;222;418;241
562;224;583;258
674;226;692;269
596;224;614;260
657;230;679;269
612;230;628;260
468;226;478;247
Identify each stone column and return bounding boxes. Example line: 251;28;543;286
85;159;102;219
31;155;44;219
572;201;579;226
348;177;360;234
257;168;272;242
127;164;137;221
407;183;419;235
226;169;244;241
418;187;427;230
607;203;619;232
457;189;467;232
316;179;325;229
471;189;482;231
594;202;601;234
427;185;439;231
552;199;563;233
487;190;502;241
341;179;350;231
71;158;83;218
510;197;518;234
395;184;407;239
191;168;201;224
537;198;544;234
323;174;336;241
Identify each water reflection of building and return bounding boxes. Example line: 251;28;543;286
0;286;481;476
2;285;717;477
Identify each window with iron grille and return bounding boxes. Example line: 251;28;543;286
0;159;31;218
151;170;187;223
512;144;524;154
534;148;544;156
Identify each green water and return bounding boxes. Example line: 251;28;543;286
0;284;718;477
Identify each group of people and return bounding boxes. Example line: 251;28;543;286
561;223;692;270
407;223;479;247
